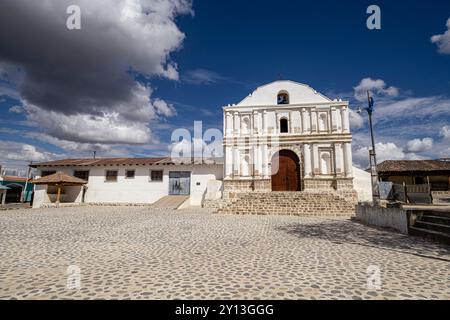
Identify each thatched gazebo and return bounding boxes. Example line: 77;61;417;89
30;172;87;204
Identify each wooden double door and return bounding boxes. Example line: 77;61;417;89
271;150;302;191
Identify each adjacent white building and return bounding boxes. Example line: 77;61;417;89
31;158;223;208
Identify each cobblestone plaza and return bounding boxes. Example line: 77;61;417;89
0;207;448;300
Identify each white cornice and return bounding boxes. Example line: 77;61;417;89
223;101;349;111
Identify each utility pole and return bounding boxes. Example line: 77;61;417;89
358;91;380;205
21;161;32;203
367;91;377;165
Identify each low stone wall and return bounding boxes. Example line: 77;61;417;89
202;199;233;210
304;178;357;203
355;204;408;234
222;179;271;198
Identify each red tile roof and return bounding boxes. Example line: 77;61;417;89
1;176;29;182
30;157;173;168
30;172;87;185
377;160;450;173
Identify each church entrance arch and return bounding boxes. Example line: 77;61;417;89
271;150;301;191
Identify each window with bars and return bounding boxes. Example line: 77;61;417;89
74;170;89;181
41;170;56;177
105;170;118;182
150;170;163;182
125;170;135;179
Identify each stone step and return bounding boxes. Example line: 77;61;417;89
414;221;450;234
218;191;355;217
420;215;450;226
409;226;450;245
424;210;450;219
152;195;189;209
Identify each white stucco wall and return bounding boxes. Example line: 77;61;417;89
237;80;331;106
353;166;372;202
33;164;223;208
33;184;49;208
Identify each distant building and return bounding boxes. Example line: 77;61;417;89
0;175;33;204
377;159;450;203
377;159;450;190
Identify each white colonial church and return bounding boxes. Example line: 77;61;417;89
223;80;356;200
29;80;370;210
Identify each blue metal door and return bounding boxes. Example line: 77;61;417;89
169;171;191;195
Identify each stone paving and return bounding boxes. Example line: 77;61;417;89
0;206;449;300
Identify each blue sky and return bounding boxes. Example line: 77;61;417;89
0;0;450;174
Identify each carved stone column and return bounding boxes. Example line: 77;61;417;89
234;112;240;135
225;146;233;178
344;142;353;177
303;143;312;178
341;107;350;133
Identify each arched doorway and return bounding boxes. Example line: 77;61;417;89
271;150;301;191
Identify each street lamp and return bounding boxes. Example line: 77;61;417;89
357;91;381;205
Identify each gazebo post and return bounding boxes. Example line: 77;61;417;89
56;185;61;204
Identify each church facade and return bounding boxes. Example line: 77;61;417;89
222;80;355;200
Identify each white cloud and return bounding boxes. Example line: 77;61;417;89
353;142;425;168
25;103;152;145
28;133;114;154
0;141;58;164
20;82;179;150
348;109;364;129
153;99;177;117
0;0;191;151
431;17;450;54
8;105;23;113
182;69;225;85
353;78;399;102
441;126;450;139
374;96;450;122
406;137;433;153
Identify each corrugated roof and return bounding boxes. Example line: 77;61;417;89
377;160;450;173
30;172;87;185
30;157;173;168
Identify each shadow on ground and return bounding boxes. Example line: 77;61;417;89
276;219;450;261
